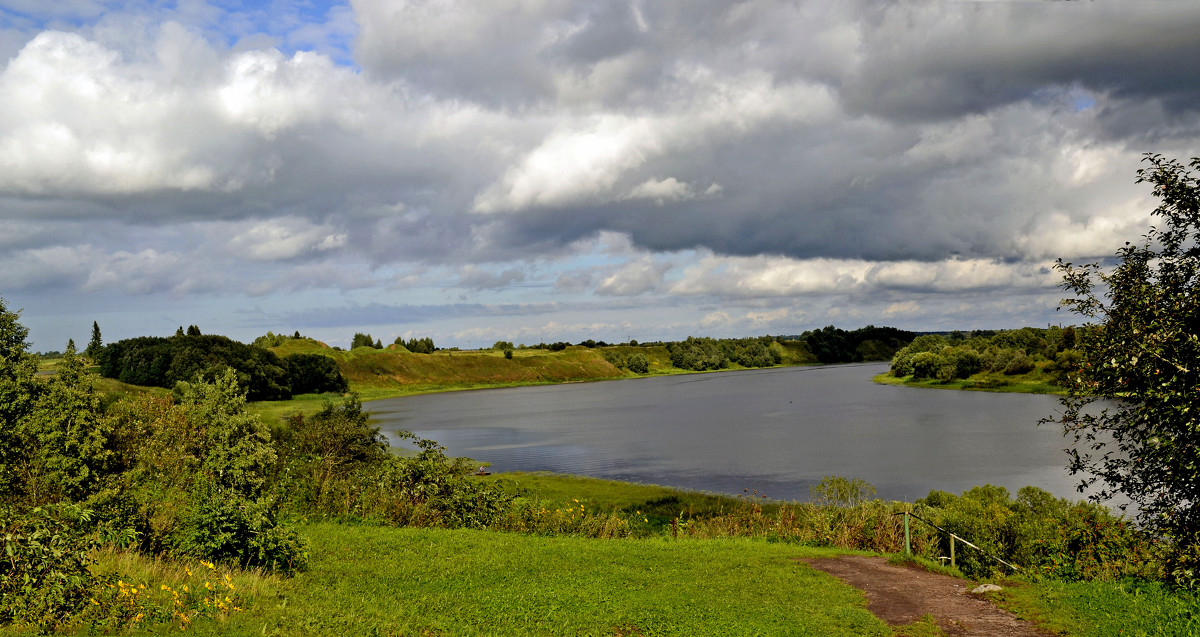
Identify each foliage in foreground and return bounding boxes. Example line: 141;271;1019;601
1052;153;1200;588
663;477;1153;582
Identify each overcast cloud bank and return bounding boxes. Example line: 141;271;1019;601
2;0;1198;349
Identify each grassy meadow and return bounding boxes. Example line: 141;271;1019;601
25;473;1196;636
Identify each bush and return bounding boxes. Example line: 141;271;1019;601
626;353;650;374
909;351;941;379
1003;350;1036;375
178;484;307;573
810;476;876;506
916;485;1154;580
283;353;348;395
0;504;101;633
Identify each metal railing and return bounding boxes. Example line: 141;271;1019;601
896;511;1021;572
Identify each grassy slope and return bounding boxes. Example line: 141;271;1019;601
20;470;1190;636
159;525;895;637
248;339;819;425
80;520;1200;637
997;578;1200;637
270;339;816;396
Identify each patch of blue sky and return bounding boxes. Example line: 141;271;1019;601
1;0;358;66
1071;93;1095;112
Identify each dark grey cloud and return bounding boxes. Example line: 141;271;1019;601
4;0;1199;350
840;2;1200;123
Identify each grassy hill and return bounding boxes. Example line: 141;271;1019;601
271;341;624;395
264;339;818;399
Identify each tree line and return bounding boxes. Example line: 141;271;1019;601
888;326;1078;382
97;333;347;401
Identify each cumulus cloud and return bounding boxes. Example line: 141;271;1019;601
669;252;1059;300
457;265;527;290
4;0;1200;348
595;257;669;296
223;218;347;262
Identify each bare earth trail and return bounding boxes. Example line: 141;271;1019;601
802;556;1052;637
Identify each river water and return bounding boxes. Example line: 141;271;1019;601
369;362;1083;502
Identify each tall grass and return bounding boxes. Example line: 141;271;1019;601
674;497;940;557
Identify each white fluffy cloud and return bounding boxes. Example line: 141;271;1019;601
3;0;1200;348
223;218;347;262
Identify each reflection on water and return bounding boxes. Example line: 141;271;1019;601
369;362;1081;501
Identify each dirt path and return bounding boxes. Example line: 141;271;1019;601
802;556;1050;637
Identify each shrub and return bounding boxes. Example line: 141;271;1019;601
1003;350;1036;375
178;484;307;573
0;504;100;633
916;485;1154;580
626;353;650;374
909;351;941;379
810;476;877;506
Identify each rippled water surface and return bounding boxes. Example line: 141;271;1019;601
369;363;1079;501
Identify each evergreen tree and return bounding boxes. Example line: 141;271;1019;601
85;321;102;358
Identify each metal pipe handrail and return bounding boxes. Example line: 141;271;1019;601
894;511;1021;572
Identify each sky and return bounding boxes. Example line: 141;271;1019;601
2;0;1199;351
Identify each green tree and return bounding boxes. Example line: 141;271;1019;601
180;368;276;498
1052;153;1200;586
85;321;102;358
0;297;39;502
21;345;111;504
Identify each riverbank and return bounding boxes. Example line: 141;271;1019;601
872;371;1064;395
246;339;821;425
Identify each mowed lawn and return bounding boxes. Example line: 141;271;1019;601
188;524;894;636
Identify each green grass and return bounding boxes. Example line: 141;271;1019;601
78;520;1200;636
482;472;766;533
175;524;897;636
995;578;1200;637
245;391;347;428
484;472;741;513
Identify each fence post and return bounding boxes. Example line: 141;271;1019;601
904;511;911;555
950;535;955;569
